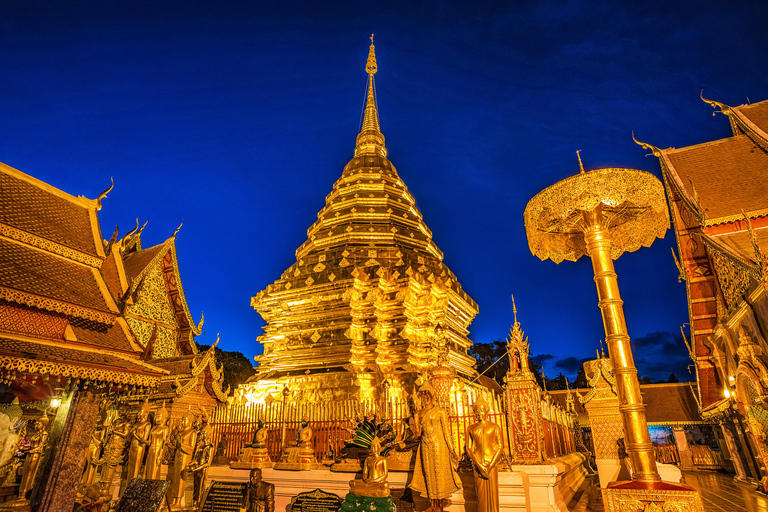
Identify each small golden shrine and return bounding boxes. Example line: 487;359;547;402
242;37;479;403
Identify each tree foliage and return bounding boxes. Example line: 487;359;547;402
197;344;256;393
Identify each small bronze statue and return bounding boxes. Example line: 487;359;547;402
244;468;275;512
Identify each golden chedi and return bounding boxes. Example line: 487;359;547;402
242;36;479;405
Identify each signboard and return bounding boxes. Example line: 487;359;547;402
289;489;342;512
114;479;170;512
199;481;248;512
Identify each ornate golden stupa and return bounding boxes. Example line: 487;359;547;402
241;38;479;404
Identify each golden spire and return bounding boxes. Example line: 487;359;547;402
577;150;585;174
355;34;387;158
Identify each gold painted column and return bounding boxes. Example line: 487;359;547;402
524;166;704;511
581;205;659;482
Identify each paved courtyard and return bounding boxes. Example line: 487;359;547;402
571;470;768;511
683;470;768;512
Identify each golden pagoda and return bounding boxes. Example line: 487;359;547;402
243;37;479;403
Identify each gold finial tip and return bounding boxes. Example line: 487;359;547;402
366;35;377;75
576;150;585;174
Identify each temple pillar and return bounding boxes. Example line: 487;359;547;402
672;428;694;470
578;357;626;488
34;387;101;512
720;423;748;481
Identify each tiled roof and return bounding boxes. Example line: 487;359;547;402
665;135;768;221
150;355;195;375
68;317;135;353
123;243;168;283
100;251;123;303
738;101;768;135
0;239;110;312
0;337;165;379
0;167;98;256
640;383;702;423
549;382;702;425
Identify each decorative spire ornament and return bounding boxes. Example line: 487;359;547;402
355;35;387;157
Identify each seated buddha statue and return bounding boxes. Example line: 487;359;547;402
349;437;389;498
274;416;316;470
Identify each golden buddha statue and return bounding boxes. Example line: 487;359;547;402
232;418;272;469
167;407;197;509
190;410;213;505
465;398;503;512
274;415;317;470
99;412;131;493
0;399;22;478
143;402;170;479
17;410;49;498
349;436;389;497
409;382;461;512
125;400;152;482
81;407;108;486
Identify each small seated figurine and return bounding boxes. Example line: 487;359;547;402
274;416;317;470
349;437;389;498
244;468;275;512
231;420;272;469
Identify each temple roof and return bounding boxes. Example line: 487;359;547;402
550;382;703;426
0;336;167;388
0;163;103;257
0;239;114;316
663;135;768;224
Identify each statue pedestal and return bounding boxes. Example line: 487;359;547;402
340;494;395;512
273;445;318;471
602;480;704;512
0;499;31;512
230;447;273;469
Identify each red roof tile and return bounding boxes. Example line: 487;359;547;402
0;239;110;312
665;135;768;221
0;169;99;255
123;244;168;283
68;317;135;353
738;101;768;135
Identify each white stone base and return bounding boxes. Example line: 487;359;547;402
207;452;586;512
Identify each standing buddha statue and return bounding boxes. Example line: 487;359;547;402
143;402;170;479
190;409;213;505
81;407;109;486
125;399;152;482
99;412;131;493
0;398;22;481
167;407;197;509
408;382;461;512
17;410;49;499
465;398;502;512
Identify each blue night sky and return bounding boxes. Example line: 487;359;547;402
1;1;766;383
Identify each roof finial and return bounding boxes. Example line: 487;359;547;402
511;294;518;326
577;150;585;174
355;35;386;158
366;34;377;75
